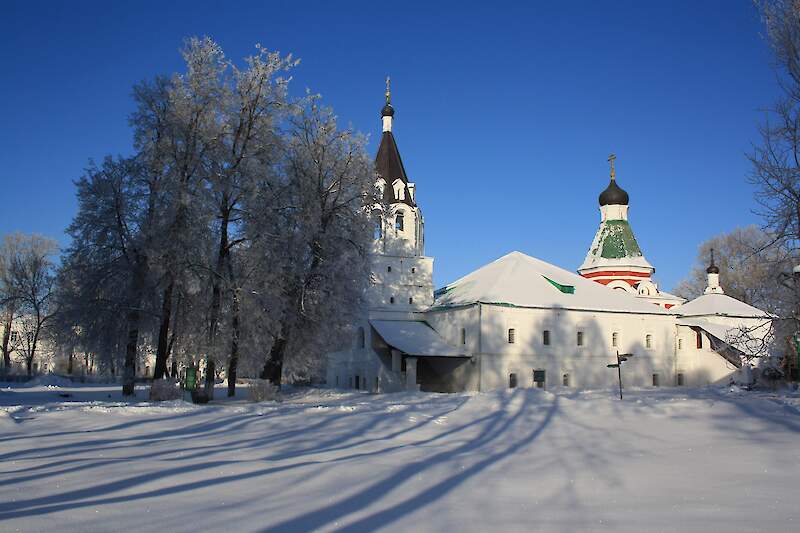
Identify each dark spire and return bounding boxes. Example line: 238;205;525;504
598;153;630;206
375;78;415;207
706;248;720;274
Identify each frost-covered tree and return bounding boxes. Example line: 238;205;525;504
59;36;375;396
256;100;375;386
751;1;800;252
674;226;794;315
60;156;162;392
0;233;59;376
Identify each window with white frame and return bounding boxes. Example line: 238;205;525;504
508;328;516;344
612;332;619;347
645;334;653;349
576;331;584;347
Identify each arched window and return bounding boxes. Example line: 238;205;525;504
508;328;516;344
509;373;518;388
372;210;382;239
408;297;413;304
646;334;653;349
395;212;404;231
357;327;365;349
563;373;570;387
576;331;584;347
695;331;703;349
612;332;619;347
460;328;466;345
390;296;395;304
678;338;683;350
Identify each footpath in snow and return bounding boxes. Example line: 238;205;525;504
1;380;799;532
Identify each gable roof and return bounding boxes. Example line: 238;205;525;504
375;131;415;207
433;251;668;315
671;293;770;319
370;320;467;357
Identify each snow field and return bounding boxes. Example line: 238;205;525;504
0;382;798;532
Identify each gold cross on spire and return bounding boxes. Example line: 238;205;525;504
385;75;391;104
607;153;617;180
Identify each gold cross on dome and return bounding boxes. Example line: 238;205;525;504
385;76;391;103
608;153;617;180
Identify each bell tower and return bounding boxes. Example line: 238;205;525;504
370;78;434;311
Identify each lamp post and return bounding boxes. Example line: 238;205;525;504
607;351;634;400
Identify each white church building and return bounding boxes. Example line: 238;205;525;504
326;87;773;393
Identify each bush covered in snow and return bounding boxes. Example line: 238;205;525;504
248;379;281;402
149;379;182;401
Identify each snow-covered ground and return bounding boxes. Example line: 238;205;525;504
1;380;799;532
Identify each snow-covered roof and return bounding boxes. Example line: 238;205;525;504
579;219;654;272
677;317;770;360
433;251;668;314
370;320;467;357
671;293;770;319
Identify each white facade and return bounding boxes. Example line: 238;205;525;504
326;97;772;394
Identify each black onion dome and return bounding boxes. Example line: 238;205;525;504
381;103;395;117
598;179;629;206
706;250;720;274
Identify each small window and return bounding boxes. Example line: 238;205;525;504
677;373;685;386
408;297;413;304
355;375;360;390
145;365;150;377
533;369;546;388
335;375;339;386
696;331;702;349
612;332;618;347
576;331;584;347
652;373;660;387
357;327;365;348
678;338;683;350
563;373;570;387
645;334;652;349
543;330;550;346
395;212;404;231
508;328;516;344
387;266;392;273
375;377;379;390
390;296;395;304
509;373;518;388
411;267;416;273
374;218;382;239
460;328;466;345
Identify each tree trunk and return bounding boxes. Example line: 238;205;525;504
205;207;231;401
67;349;74;375
1;309;12;374
122;309;140;396
153;280;174;379
26;358;32;376
227;288;240;397
123;257;147;396
260;337;286;386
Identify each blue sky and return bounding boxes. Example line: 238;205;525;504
0;0;781;290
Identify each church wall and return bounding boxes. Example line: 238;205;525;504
674;323;752;386
369;253;434;310
424;305;480;354
474;305;681;391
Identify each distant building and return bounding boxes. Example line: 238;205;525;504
327;85;773;392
